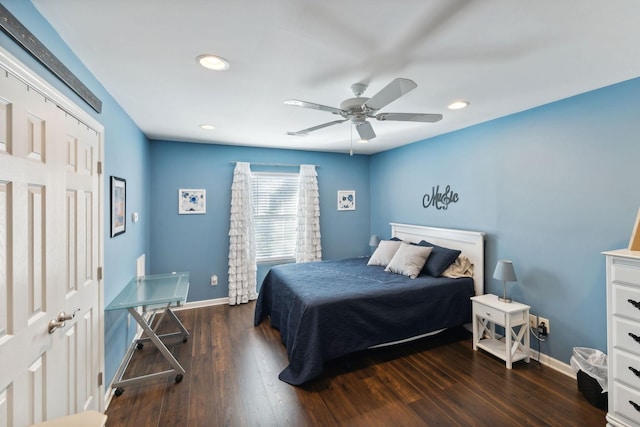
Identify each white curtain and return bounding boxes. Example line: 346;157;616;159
228;162;257;305
295;164;322;262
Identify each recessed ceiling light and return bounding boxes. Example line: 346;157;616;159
199;124;216;130
448;100;469;110
196;54;230;71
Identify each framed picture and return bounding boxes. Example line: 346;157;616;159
179;189;206;214
110;176;126;237
630;208;640;251
337;190;356;211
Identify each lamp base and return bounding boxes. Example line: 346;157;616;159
498;296;512;303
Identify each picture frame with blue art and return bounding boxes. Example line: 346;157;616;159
337;190;356;211
179;189;206;214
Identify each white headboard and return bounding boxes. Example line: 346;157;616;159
390;223;486;296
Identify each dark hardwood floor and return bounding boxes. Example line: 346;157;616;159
105;302;606;426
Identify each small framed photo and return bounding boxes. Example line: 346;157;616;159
110;176;126;237
179;189;206;214
337;190;356;211
630;208;640;251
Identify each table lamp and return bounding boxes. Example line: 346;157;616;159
369;235;380;255
493;259;517;303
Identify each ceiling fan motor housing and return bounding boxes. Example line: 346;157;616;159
340;97;372;122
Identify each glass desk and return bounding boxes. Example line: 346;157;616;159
106;272;190;396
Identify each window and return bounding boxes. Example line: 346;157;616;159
251;172;299;261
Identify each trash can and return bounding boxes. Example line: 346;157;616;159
570;347;608;410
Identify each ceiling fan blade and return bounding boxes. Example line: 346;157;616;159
376;112;443;123
356;121;376;141
364;78;417;111
284;99;345;115
287;119;348;136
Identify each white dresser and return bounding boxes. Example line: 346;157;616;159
605;249;640;427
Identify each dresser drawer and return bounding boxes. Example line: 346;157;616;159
614;317;640;357
474;303;506;324
614;284;640;321
613;262;640;287
614;350;640;390
611;381;640;426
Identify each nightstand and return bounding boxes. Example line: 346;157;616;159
471;294;530;368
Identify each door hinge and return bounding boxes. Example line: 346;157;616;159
97;161;103;175
97;266;103;280
98;371;103;387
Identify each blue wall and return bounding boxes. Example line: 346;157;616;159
148;140;371;301
5;0;640;387
0;0;151;387
371;77;640;364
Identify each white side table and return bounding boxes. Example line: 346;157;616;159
471;294;530;368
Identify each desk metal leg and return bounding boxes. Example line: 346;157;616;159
111;306;188;395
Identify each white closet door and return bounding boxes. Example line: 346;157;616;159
0;66;102;426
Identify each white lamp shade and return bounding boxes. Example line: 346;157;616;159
369;235;381;247
493;259;517;282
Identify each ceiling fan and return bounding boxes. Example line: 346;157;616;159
284;78;442;141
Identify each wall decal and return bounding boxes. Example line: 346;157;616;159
422;185;459;210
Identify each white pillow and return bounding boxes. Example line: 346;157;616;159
385;243;433;279
367;240;402;266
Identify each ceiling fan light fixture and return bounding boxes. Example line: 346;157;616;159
448;100;469;110
196;54;230;71
199;124;216;130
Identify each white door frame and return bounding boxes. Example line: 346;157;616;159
0;45;105;411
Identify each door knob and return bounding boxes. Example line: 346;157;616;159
48;310;79;334
57;311;75;322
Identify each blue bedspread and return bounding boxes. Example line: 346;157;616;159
254;257;474;385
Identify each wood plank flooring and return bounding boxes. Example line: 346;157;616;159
105;302;606;426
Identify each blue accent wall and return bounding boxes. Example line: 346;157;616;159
0;0;151;387
148;140;371;301
371;77;640;364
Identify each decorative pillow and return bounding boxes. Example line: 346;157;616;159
418;241;462;277
385;243;433;279
442;256;474;278
367;240;402;266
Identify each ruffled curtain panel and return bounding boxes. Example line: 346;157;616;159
228;162;257;305
295;164;322;262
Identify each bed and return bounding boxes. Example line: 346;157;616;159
254;223;485;385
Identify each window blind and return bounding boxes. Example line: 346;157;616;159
251;172;299;261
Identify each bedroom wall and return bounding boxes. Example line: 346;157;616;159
148;140;371;302
370;76;640;366
0;0;152;388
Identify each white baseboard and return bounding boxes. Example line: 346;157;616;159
529;346;575;378
175;297;228;310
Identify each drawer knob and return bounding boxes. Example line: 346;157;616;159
629;366;640;378
629;332;640;344
628;299;640;310
630;400;640;412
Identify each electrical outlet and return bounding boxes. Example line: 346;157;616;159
538;316;550;335
210;275;218;286
529;314;538;330
529;314;551;335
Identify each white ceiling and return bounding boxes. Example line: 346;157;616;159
33;0;640;155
